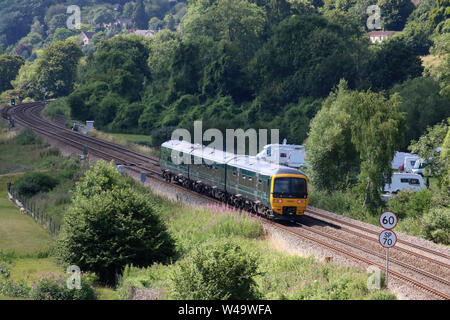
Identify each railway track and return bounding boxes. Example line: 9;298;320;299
4;102;450;300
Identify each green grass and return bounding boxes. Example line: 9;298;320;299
8;257;62;285
108;133;152;146
0;176;53;255
118;199;396;300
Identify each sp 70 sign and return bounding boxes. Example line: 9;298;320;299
378;230;397;248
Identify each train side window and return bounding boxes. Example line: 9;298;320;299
400;178;409;183
232;171;236;176
242;175;246;180
280;153;287;158
409;179;419;185
248;177;252;182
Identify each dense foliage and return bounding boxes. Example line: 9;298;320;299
57;161;176;285
169;240;261;300
12;172;59;198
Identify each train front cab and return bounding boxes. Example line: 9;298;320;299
270;173;308;218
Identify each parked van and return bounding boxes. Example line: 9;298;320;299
384;173;426;194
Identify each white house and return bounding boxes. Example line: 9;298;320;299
368;31;396;43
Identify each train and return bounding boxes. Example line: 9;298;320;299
160;140;309;219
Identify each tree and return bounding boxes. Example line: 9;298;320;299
57;161;176;285
36;39;82;98
346;87;406;208
408;120;449;184
11;60;41;99
0;54;24;93
132;0;148;29
305;81;360;192
378;0;415;30
182;0;266;60
364;38;423;91
306;80;406;208
250;14;360;107
391;77;450;148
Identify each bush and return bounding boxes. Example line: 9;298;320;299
422;208;450;245
58;163;176;285
367;290;397;300
31;275;96;300
14;128;42;145
169;241;261;300
12;172;59;198
0;279;31;298
388;189;433;219
43;98;70;121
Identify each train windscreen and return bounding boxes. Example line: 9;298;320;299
273;177;307;198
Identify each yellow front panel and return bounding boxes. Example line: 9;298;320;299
270;174;309;216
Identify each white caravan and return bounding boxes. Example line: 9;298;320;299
256;142;306;168
384;173;426;194
411;158;427;176
400;155;419;173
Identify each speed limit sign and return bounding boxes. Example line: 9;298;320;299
379;211;398;229
379;230;397;248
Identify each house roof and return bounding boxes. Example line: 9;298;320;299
133;30;155;37
81;31;95;40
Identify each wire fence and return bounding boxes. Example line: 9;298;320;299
6;183;61;235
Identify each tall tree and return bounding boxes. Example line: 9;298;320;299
182;0;265;60
36;39;83;98
0;54;24;93
132;0;149;29
306;80;406;208
378;0;416;30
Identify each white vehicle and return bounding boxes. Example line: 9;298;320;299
384;173;426;194
411;158;427;176
256;142;306;168
400;155;419;173
391;151;415;170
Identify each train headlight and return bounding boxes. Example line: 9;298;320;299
297;200;304;204
275;199;283;203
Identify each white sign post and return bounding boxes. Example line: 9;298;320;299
379;211;398;287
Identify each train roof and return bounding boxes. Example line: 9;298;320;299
162;140;307;177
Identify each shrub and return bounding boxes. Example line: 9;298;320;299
57;184;176;285
367;290;397;300
388;189;432;219
44;98;70;121
0;279;31;298
422;208;450;245
12;172;59;198
31;275;96;300
0;251;11;279
39;147;61;158
169;241;261;300
13;128;42;145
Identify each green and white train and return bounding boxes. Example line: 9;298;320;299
160;140;309;218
